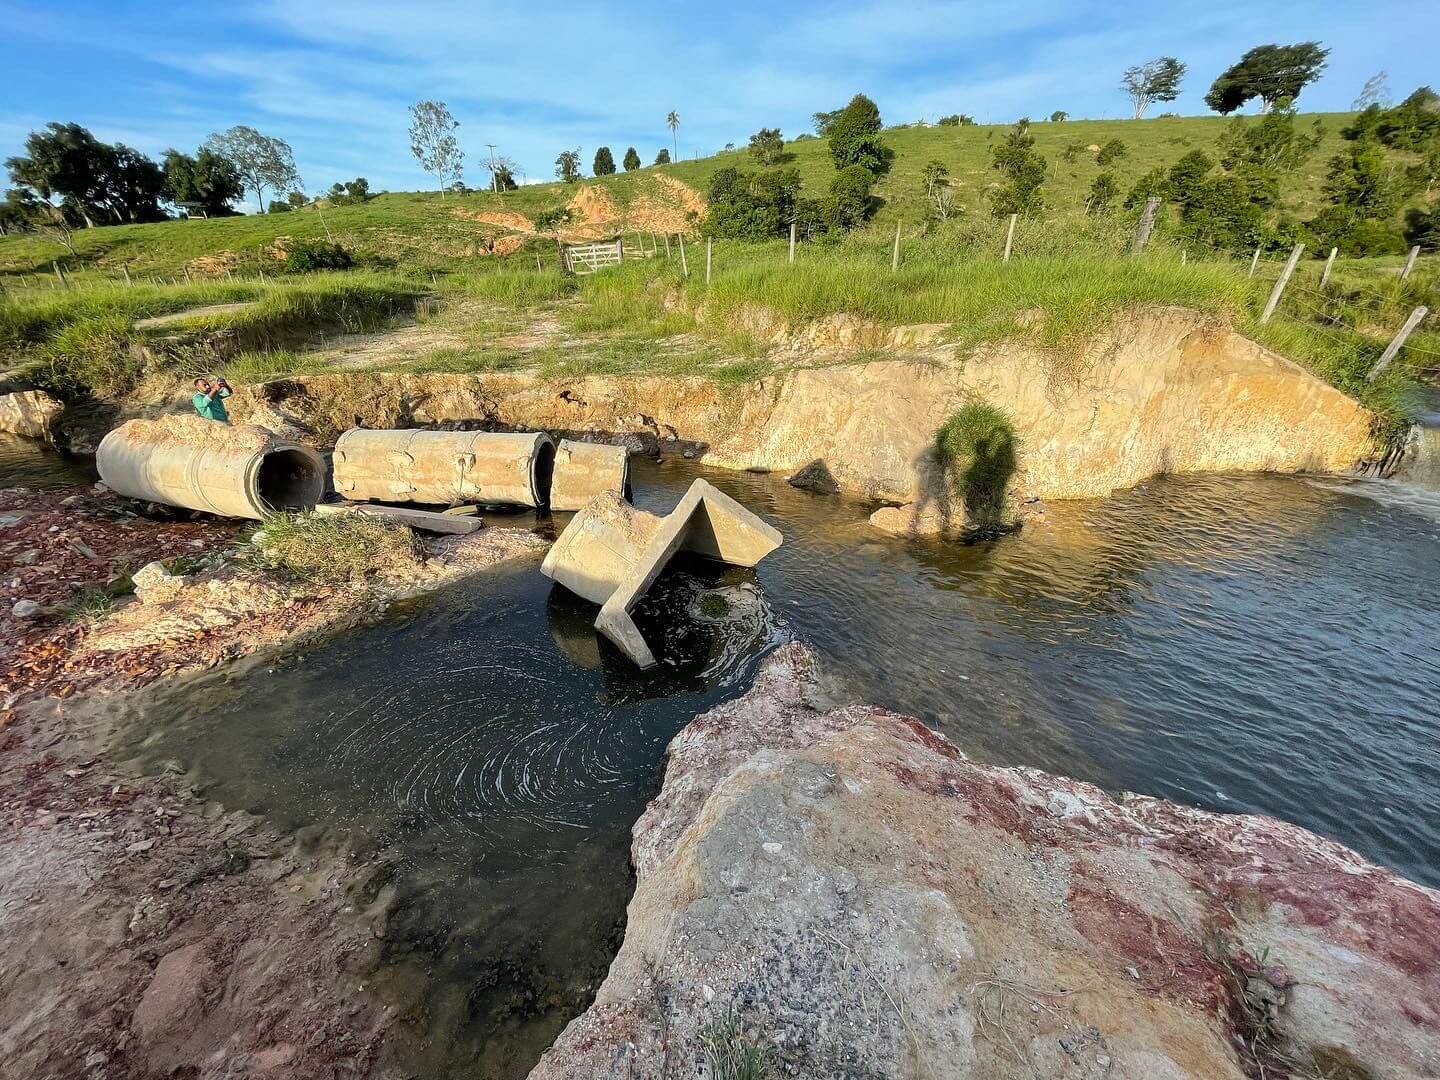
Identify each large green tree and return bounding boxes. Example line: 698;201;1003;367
825;94;891;175
748;127;785;166
406;101;462;199
6;123;167;226
1205;43;1329;114
162;147;243;216
555;148;582;182
623;146;641;171
593;146;616;176
204;125;300;211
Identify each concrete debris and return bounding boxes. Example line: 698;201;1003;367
314;501;482;535
12;599;41;618
333;429;554;508
541;479;782;668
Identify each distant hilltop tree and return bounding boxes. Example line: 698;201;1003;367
654;148;671;165
1205;43;1329;115
748;127;785;166
204;124;300;213
989;118;1047;218
666;111;680;161
593;146;616;176
407;100;463;198
1122;57;1186;119
623;146;641;171
1050;110;1069;122
7;122;167;226
936;114;976;127
555;148;582;182
326;178;371;205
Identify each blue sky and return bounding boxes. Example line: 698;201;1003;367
1;1;1434;207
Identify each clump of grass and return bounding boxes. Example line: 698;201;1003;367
449;267;577;307
699;1007;774;1080
936;402;1019;524
252;511;423;584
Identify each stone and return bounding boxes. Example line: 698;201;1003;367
533;643;1440;1080
12;549;39;566
12;599;40;618
132;943;214;1046
785;459;841;495
0;390;63;440
131;560;186;605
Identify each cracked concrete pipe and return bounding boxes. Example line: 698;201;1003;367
332;429;555;507
550;440;630;512
97;424;325;520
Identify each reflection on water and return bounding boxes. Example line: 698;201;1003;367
116;458;1440;1077
0;434;96;489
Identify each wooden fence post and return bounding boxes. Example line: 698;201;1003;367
535;253;542;272
1367;306;1429;382
1248;247;1261;278
892;221;902;272
678;233;689;278
1180;248;1187;265
1400;245;1420;280
1003;213;1017;262
122;265;132;287
705;237;712;284
663;233;671;258
1320;247;1337;288
618;236;625;263
185;267;194;283
788;222;796;265
1260;243;1305;324
1132;197;1160;253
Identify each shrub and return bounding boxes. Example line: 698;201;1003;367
1086;173;1120;215
533;205;574;231
284;240;353;273
254;511;422;585
40;314;140;396
989;119;1047;217
1050;110;1069;122
1405;206;1438;252
267;201;292;213
703;167;802;240
936;402;1018;524
1061;142;1084;163
748;127;785;166
1095;138;1128;165
826;94;893;175
699;1007;774;1080
937;114;976;126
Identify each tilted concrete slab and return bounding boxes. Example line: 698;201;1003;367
315;501;482;534
541;479;782;668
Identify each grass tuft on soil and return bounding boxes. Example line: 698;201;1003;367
252;511;423;585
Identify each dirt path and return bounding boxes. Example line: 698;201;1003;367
135;303;258;329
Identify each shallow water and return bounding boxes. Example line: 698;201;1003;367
97;457;1440;1077
0;433;95;489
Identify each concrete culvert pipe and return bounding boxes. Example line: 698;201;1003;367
332;429;555;507
97;417;325;520
550;440;630;512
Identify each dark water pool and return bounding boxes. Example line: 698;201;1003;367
0;433;95;488
104;457;1438;1077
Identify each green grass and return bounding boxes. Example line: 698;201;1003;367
936;402;1020;523
253;510;423;584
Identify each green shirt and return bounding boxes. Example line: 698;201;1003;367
192;386;231;422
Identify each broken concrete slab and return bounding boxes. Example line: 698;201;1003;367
550;439;629;512
541;479;782;668
314;502;482;535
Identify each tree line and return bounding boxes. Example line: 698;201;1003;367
0;121;379;235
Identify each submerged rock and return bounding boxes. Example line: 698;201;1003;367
532;643;1440;1079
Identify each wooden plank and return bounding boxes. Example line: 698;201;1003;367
314;502;483;534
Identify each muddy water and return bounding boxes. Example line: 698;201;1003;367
111;458;1439;1077
0;433;95;488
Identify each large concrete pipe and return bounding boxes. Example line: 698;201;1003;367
550;439;629;512
97;419;325;520
332;429;554;507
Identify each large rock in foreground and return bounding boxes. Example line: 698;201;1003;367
532;644;1439;1079
0;389;63;440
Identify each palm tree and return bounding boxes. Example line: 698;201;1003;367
666;111;680;162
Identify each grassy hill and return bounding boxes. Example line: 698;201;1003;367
0;113;1371;282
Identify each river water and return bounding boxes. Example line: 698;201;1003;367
5;435;1437;1077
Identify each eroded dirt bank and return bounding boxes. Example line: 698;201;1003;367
532;642;1440;1079
228;308;1377;510
1;480;548;1079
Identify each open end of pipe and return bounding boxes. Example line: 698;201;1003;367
533;439;556;506
256;448;325;511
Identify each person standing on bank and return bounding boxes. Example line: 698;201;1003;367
192;375;232;422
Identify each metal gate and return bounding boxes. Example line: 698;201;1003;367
564;238;623;274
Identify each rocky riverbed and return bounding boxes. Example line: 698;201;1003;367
533;643;1440;1080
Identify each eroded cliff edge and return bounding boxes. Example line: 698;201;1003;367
530;643;1439;1080
232;307;1378;505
